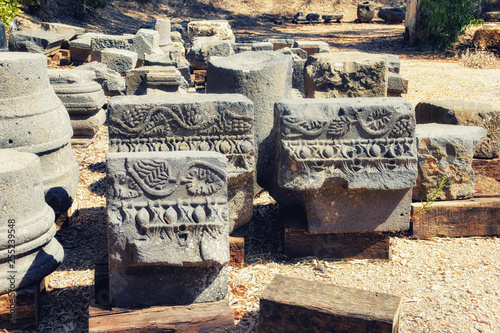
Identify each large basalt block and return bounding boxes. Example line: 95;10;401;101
100;48;138;75
0;53;79;216
292;40;330;56
91;32;161;61
79;61;126;96
187;37;234;70
187;20;235;42
8;29;65;55
415;100;500;158
108;94;255;232
70;108;106;136
125;66;185;95
48;69;106;115
0;149;64;294
206;51;292;190
274;98;417;233
304;52;388;98
40;22;85;41
413;124;487;201
106;151;229;307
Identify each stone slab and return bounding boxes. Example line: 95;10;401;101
187;37;234;70
101;48;138;75
40;22;85;40
8;29;65;56
79;61;126;96
125;65;184;95
259;275;400;333
266;38;294;50
187;20;235;42
89;299;235;332
292;40;330;55
70;108;106;136
411;194;500;239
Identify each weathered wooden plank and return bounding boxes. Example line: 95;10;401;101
0;283;40;330
411;194;500;239
259;275;401;333
89;299;235;333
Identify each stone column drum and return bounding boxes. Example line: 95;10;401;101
0;149;64;294
107;151;229;307
206;51;292;189
0;53;79;216
107;94;255;232
274;98;418;233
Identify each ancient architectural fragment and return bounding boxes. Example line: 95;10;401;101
206;51;292;189
414;124;486;201
415;100;500;158
8;29;65;55
40;22;85;42
107;151;229;307
79;61;126;96
378;7;406;23
155;18;172;46
187;37;234;70
292;40;330;55
100;48;138;74
125;66;186;95
0;149;64;294
90;31;162;62
304;52;388;98
274;98;418;233
108;94;255;232
0;53;78;216
187;20;235;42
357;1;375;22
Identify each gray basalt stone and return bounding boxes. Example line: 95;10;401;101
416;100;500;159
70;108;106;136
273;98;418;233
266;38;294;50
108;94;255;232
387;72;406;96
155;18;172;46
304;52;388;98
187;20;235;42
187;37;234;70
106;151;229;307
91;32;162;62
69;33;97;62
251;42;273;51
357;1;376;22
48;69;106;115
382;53;401;73
0;53;79;216
414;124;487;201
79;61;126;96
8;29;65;55
100;48;138;74
206;51;292;190
125;66;186;95
292;40;330;56
378;7;406;23
40;22;85;41
0;149;64;294
0;22;7;52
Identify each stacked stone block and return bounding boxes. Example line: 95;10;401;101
48;69;106;147
125;66;186;95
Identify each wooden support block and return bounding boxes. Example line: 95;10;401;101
259;275;401;333
55;199;79;231
473;158;500;182
89;299;235;332
285;223;390;260
411;194;500;239
229;236;244;268
0;284;40;331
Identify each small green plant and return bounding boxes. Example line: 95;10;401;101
412;176;447;219
0;0;21;25
416;0;478;50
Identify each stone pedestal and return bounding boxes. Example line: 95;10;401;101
0;53;78;216
108;94;255;232
413;124;487;201
0;149;63;296
206;51;292;190
107;151;230;308
155;18;172;46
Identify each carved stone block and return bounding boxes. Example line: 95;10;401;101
106;151;230;307
304;52;388;98
108;94;255;232
100;48;138;75
273;98;418;233
8;29;65;56
187;20;235;42
125;66;185;95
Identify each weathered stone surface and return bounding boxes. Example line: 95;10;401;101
155;18;172;46
108;94;255;232
91;32;162;61
144;51;177;66
415;100;500;158
383;53;401;74
292;40;330;55
187;20;235;42
259;275;401;333
125;66;186;95
69;33;96;62
0;53;79;216
136;29;160;49
306;13;320;21
357;1;376;22
170;30;183;43
206;51;292;190
273;98;417;233
79;61;126;96
266;38;294;50
187;37;234;70
0;22;7;52
8;29;65;55
378;7;406;23
40;22;85;40
0;149;64;294
323;14;343;23
70;108;106;136
473;23;500;49
48;69;105;114
251;42;273;51
101;48;138;74
414;124;486;201
106;151;230;307
387;72;406;96
304;52;388;98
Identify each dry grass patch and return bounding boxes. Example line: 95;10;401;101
461;48;500;69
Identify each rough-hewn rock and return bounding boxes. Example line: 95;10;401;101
416;100;500;158
125;66;186;95
79;61;126;96
378;7;406;23
206;51;292;190
0;149;64;294
251;42;273;51
472;23;500;49
100;48;138;74
187;20;235;42
187;37;234;70
292;40;330;55
108;94;255;232
357;1;376;23
0;53;78;216
91;32;162;62
259;275;401;333
69;33;97;62
382;53;401;74
107;151;230;307
8;29;65;55
266;38;294;50
40;22;85;41
414;124;487;201
70;108;106;136
304;52;388;98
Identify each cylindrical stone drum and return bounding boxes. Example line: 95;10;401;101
0;149;64;294
206;51;292;190
0;53;79;216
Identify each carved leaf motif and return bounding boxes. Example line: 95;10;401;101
133;160;171;190
282;116;329;137
365;109;392;131
181;164;225;196
327;116;351;138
